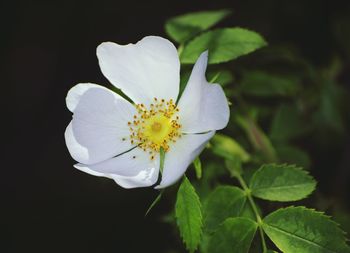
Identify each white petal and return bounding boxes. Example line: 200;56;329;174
155;131;215;189
177;51;230;133
65;84;136;165
74;148;159;189
97;36;180;105
66;83;105;112
65;122;89;164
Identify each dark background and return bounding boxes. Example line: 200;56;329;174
4;0;350;252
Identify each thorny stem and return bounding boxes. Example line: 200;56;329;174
235;173;267;253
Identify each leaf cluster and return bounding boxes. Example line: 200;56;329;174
162;9;350;253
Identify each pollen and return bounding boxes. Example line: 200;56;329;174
128;98;181;159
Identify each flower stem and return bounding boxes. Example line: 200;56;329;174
234;173;267;253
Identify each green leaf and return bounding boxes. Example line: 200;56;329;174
225;157;243;176
207;70;234;87
313;80;346;134
239;199;260;221
199;232;211;253
207;217;257;253
234;114;277;162
276;145;311;169
193;157;202;179
333;208;350;235
242;166;259;186
211;134;250;162
165;9;231;43
249;164;316;202
175;176;203;253
240;71;300;97
181;28;267;64
270;104;309;141
203;186;246;232
194;162;227;201
263;206;350;253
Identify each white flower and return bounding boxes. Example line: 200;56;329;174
65;36;230;189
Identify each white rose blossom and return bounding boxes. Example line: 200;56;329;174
65;36;230;189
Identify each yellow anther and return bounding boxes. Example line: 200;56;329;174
127;98;181;159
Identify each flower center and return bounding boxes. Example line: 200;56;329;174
152;122;162;132
128;98;181;159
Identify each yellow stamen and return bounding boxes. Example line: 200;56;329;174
128;98;181;159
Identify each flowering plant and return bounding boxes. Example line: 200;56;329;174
65;9;350;253
65;37;229;189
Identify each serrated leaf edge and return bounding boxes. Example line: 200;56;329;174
175;177;203;253
181;27;268;64
208;217;258;252
165;9;232;43
250;163;317;202
263;206;350;252
203;185;247;231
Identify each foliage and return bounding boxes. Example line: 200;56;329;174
211;134;250;162
158;9;350;253
203;186;246;232
269;104;309;141
175;176;203;253
207;217;257;253
263;207;350;253
165;9;231;43
181;28;267;64
249;164;316;202
240;71;301;97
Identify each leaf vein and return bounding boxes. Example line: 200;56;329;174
264;223;337;253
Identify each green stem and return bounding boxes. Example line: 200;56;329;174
235;173;267;253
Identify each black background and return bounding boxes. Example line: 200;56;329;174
4;0;350;252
